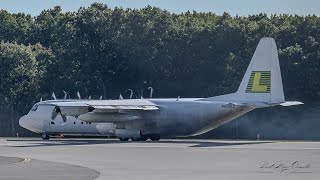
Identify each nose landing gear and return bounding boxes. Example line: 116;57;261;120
40;133;50;140
150;136;160;141
119;137;129;141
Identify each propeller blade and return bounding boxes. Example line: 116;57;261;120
125;89;133;99
63;90;67;99
61;114;67;123
52;92;57;100
77;91;81;99
51;111;58;120
51;106;66;123
148;87;153;98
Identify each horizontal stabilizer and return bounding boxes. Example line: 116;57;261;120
233;101;304;108
280;101;304;106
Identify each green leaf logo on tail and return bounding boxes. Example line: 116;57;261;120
246;71;271;93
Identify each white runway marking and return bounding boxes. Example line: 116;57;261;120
23;158;31;163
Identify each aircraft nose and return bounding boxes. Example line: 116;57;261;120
19;115;28;129
19;115;44;133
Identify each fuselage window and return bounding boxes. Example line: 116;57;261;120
31;105;38;112
51;121;55;125
73;122;76;124
81;122;83;124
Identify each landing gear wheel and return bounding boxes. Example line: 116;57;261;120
119;138;129;141
131;138;141;141
150;136;160;141
140;137;148;141
41;133;50;140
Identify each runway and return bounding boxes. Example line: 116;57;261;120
0;138;319;180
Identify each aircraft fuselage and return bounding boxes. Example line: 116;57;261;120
19;98;253;138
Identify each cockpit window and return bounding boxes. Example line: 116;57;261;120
31;105;38;111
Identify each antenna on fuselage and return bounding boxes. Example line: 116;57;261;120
119;93;124;100
51;92;57;100
176;96;180;101
148;87;153;98
40;97;43;102
99;96;103;100
88;96;91;100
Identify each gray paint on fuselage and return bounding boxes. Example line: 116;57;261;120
28;104;100;135
122;98;254;137
27;98;254;137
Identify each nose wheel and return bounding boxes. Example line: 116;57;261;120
150;136;160;141
119;137;129;141
40;133;50;140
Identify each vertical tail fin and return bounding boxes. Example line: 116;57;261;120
204;37;285;104
236;37;285;103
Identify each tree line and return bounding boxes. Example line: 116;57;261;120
0;3;319;138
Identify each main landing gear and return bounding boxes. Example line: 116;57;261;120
118;136;160;142
119;137;129;141
40;133;50;140
150;136;160;141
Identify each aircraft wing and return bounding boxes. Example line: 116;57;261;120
92;105;158;112
49;99;159;122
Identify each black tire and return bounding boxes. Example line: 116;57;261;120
41;133;50;140
131;138;141;141
150;136;160;141
140;137;148;141
119;137;129;141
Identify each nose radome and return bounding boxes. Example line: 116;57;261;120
19;115;28;129
19;115;44;133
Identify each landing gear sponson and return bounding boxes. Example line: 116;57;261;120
118;136;160;142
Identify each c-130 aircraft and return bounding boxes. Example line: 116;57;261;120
19;38;303;141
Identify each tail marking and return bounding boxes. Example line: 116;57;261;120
245;71;271;93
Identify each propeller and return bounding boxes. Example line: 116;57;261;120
63;90;67;99
51;106;67;123
125;89;133;99
148;87;153;98
51;92;57;100
77;91;81;99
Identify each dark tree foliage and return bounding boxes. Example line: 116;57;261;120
0;4;319;139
